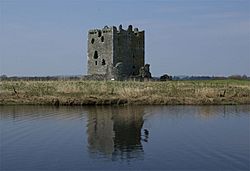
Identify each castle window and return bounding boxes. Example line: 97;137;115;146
95;61;98;65
102;59;106;65
98;30;102;37
132;65;135;69
101;36;104;42
91;38;95;44
94;51;98;59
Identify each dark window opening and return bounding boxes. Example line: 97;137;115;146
98;31;102;37
101;36;104;42
95;61;98;65
133;54;135;58
91;38;95;44
102;59;106;65
132;65;135;69
94;51;98;59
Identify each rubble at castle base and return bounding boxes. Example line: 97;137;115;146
82;63;152;81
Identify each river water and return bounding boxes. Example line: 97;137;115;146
1;105;249;170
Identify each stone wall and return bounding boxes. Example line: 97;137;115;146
113;25;144;77
87;25;145;80
87;26;114;75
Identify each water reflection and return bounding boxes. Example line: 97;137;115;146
86;106;147;160
142;105;250;120
1;105;249;170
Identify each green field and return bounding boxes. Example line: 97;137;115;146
0;80;249;105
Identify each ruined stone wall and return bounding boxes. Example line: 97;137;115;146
113;25;144;77
87;26;114;75
87;25;145;79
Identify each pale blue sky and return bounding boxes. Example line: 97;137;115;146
0;0;250;76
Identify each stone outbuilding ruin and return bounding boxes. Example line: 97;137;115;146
87;25;151;80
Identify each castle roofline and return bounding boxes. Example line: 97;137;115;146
88;25;144;34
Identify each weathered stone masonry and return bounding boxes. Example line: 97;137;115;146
87;25;150;80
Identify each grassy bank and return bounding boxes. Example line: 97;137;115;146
0;80;249;105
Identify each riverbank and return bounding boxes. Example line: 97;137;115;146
0;80;249;105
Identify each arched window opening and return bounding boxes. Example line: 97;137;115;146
102;59;106;65
91;38;95;44
98;31;102;37
93;51;98;59
95;61;98;65
118;38;120;46
101;36;104;42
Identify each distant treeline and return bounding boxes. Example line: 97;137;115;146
0;75;82;81
172;75;250;81
0;74;249;81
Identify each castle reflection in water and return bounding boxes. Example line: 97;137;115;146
1;105;245;162
86;106;148;160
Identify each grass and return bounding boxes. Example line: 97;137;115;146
0;80;249;105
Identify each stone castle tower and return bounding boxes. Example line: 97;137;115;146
87;25;150;80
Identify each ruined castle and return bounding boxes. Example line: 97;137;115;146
87;25;151;80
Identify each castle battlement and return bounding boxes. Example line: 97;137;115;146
88;25;143;36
